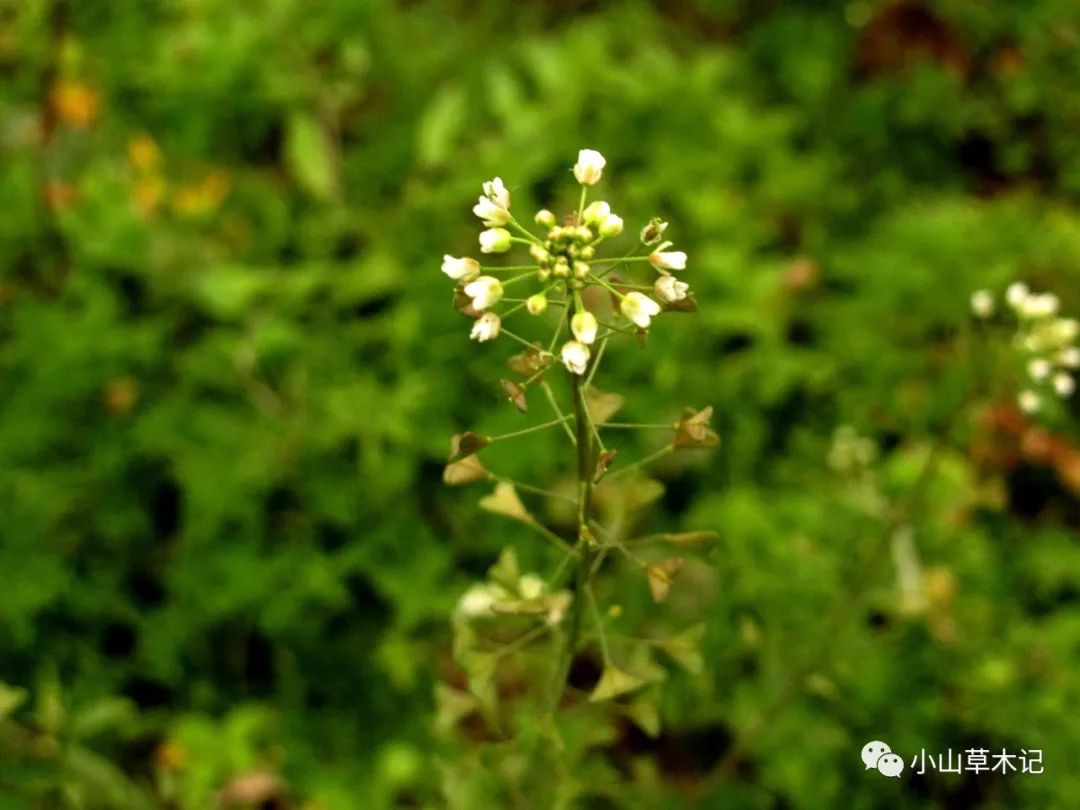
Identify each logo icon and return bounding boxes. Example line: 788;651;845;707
862;740;905;778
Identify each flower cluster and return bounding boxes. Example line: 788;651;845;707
972;284;1078;413
442;149;693;375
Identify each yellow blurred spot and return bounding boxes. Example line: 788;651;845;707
51;80;100;128
44;181;76;212
103;377;139;416
154;740;186;771
134;176;166;217
127;134;161;172
172;170;231;217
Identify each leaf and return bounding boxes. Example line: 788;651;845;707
434;684;478;734
416;85;467;167
586;388;624;425
488;547;520;591
625;693;661;738
0;683;27;721
285;110;338;200
448;431;491;463
479;482;532;524
589;664;646;702
645;557;685;602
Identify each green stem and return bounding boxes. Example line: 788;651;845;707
604;444;675;482
489;416;574;443
548;298;598;712
576;186;588;224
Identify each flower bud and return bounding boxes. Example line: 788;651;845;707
470;312;501;342
580;245;595;260
1006;282;1030;308
560;340;591;375
573;261;589;279
479;227;512;254
573;149;606;186
526;293;548;315
1060;347;1080;368
571;310;598;345
535;209;556;228
441;255;480;282
583;201;610;226
1028;358;1051;381
970;289;994;318
640;217;668;245
576;225;594;242
599;213;623;237
620;291;661;329
529;244;550;264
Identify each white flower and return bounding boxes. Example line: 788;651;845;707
970;289;994;318
518;574;544;600
478;227;512;254
1028;358;1051;381
1018;389;1041;414
599;213;624;237
583;200;610;226
473;177;511;225
1054;372;1075;398
526;293;548;315
655;275;689;303
620;291;661;329
457;583;500;618
1021;293;1059;319
560;340;590;375
573;149;606;186
1006;282;1030;308
441;255;480;282
1060;347;1080;368
571;311;598;345
463;276;504;310
649;247;688;272
470;312;501;342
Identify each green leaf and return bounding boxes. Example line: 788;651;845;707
285;110;337;200
589;664;646;702
416;85;466;167
0;682;28;721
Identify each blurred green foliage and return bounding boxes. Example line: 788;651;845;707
1;0;1079;807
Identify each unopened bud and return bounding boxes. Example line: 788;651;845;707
526;293;548;315
529;244;550;264
535;209;556;228
599;213;624;237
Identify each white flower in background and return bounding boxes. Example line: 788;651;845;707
526;293;548;315
479;227;512;254
518;574;544;600
1018;389;1041;414
583;201;610;226
620;291;661;329
1028;358;1052;381
649;245;688;272
1006;282;1030;308
473;177;511;225
441;255;480;283
571;311;598;345
1020;292;1060;319
457;583;500;618
970;289;994;318
561;340;590;375
463;276;503;310
573;149;606;185
1060;347;1080;368
599;213;624;237
1054;372;1076;398
655;275;689;303
470;312;501;342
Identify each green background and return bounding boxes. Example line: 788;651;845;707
1;0;1079;807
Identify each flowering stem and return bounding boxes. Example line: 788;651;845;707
576;186;588;225
548;297;598;712
604;443;675;482
493;476;576;504
480;264;541;271
601;422;675;430
488;416;575;443
587;274;628;301
499;327;544;351
585;585;611;664
540;381;577;447
506;215;543;244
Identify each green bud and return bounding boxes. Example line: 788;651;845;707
534;209;556;228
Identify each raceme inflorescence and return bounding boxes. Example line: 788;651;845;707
439;150;718;726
